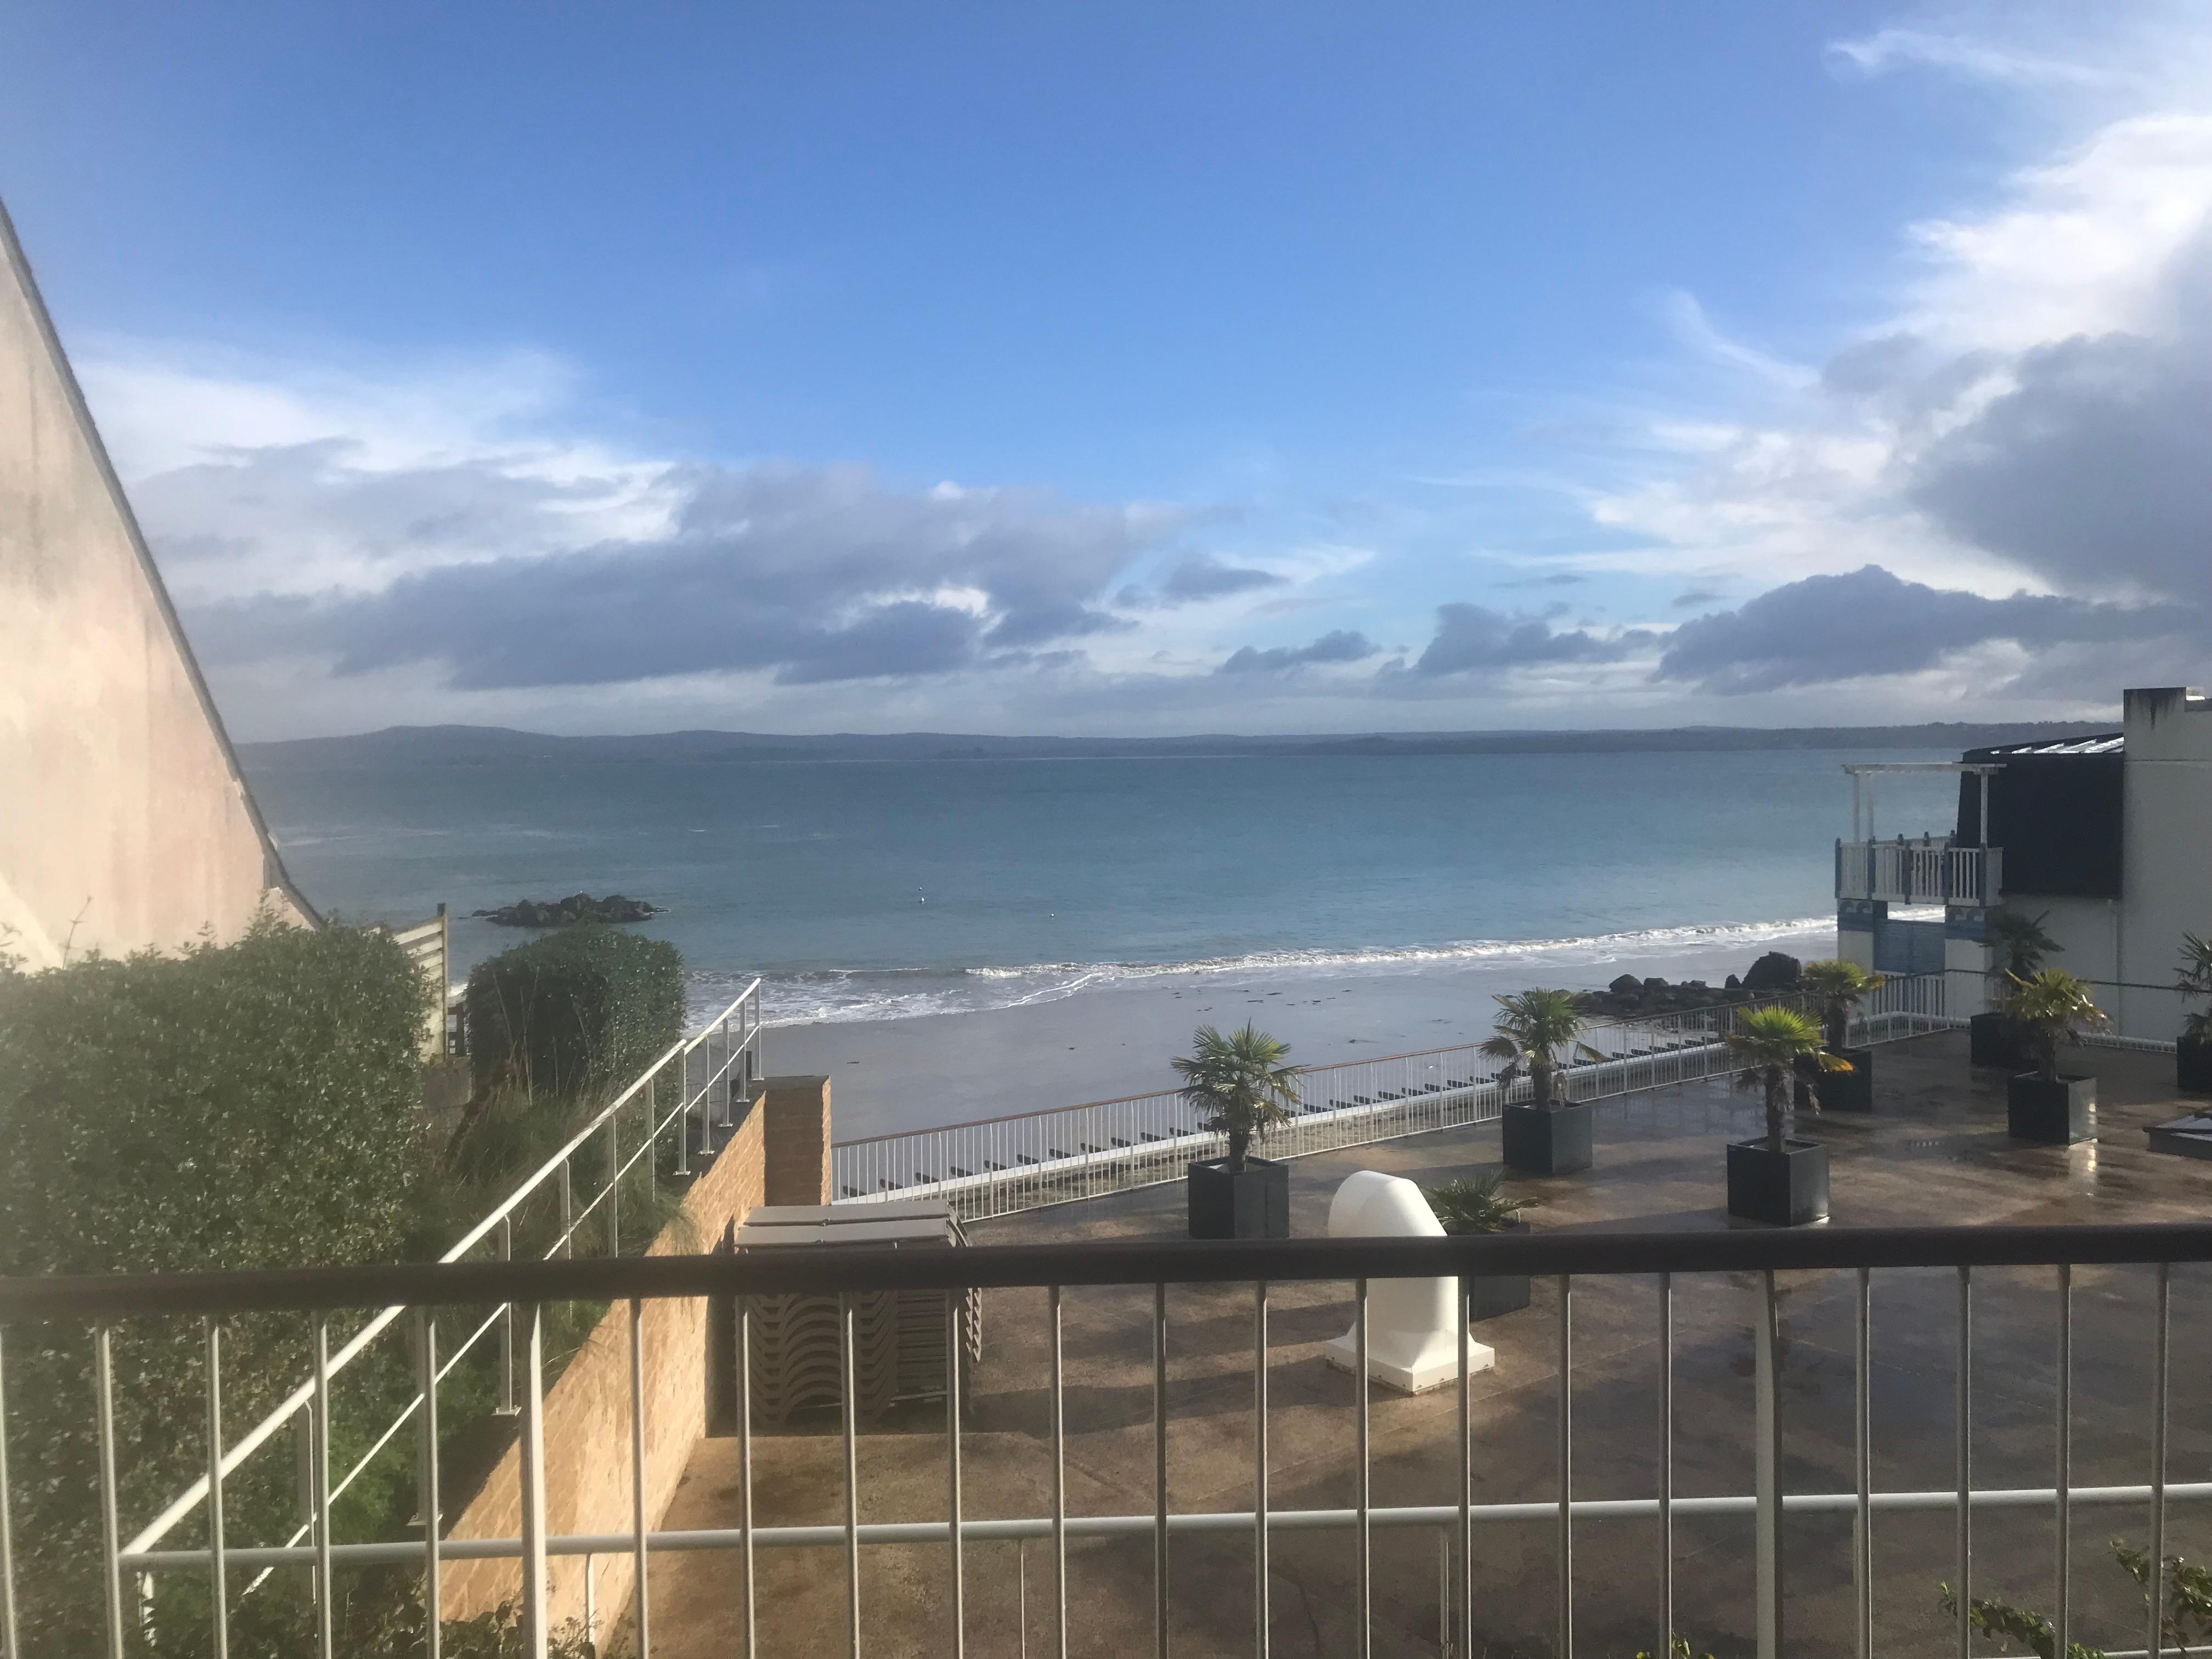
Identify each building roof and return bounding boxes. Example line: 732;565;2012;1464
1977;733;2125;757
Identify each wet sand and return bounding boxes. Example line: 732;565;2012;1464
763;926;1836;1141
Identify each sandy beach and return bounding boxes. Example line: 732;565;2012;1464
764;923;1837;1140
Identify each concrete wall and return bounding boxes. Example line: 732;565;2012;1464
0;199;311;970
442;1077;833;1636
1978;690;2212;1040
2112;687;2212;1040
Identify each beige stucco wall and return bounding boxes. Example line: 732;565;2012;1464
0;199;311;970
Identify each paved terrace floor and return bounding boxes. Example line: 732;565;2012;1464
645;1031;2212;1658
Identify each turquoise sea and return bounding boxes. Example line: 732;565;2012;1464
241;746;1962;1028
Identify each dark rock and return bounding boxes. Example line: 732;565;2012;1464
1642;977;1670;994
475;892;662;928
1725;974;1742;992
1742;951;1802;994
1608;974;1643;997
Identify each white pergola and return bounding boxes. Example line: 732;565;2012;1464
1842;761;2004;846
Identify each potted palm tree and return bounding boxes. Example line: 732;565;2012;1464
2175;933;2212;1093
1973;910;2061;1069
1423;1173;1538;1320
2004;969;2108;1144
1177;1023;1299;1238
1485;988;1606;1176
1798;960;1884;1112
1724;1005;1848;1225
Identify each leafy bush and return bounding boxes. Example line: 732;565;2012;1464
1937;1537;2212;1657
0;916;434;1652
465;926;684;1104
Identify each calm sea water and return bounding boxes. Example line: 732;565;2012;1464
241;749;1961;1026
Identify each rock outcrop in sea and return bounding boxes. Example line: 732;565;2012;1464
473;893;662;928
1576;950;1803;1019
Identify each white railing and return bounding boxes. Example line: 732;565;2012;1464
382;906;452;1060
1837;837;2001;906
120;979;767;1565
834;975;1954;1220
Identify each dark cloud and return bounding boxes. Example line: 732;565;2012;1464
1215;629;1381;674
1672;588;1725;609
1655;564;2199;694
1132;560;1291;610
1908;328;2212;602
1496;572;1588;589
1410;603;1656;678
193;461;1176;687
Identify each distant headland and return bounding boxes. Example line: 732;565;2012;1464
239;718;2119;770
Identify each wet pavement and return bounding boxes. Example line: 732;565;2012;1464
647;1030;2212;1658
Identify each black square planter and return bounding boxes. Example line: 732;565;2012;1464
1463;1218;1532;1321
1502;1102;1593;1175
1186;1156;1290;1239
2007;1073;2094;1144
1726;1138;1830;1226
1818;1046;1875;1112
2179;1037;2212;1095
1970;1012;2029;1070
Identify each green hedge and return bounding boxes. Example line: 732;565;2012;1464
465;925;685;1103
0;915;435;1652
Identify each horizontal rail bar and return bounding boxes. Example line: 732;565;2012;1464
124;1480;2212;1571
10;1223;2212;1321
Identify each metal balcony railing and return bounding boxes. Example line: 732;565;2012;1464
104;981;767;1600
834;974;1958;1220
6;1222;2209;1659
1836;837;2002;906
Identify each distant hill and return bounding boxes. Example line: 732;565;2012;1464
238;718;2123;769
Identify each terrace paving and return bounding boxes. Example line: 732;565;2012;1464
645;1030;2212;1658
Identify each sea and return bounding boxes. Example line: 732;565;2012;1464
241;746;1962;1031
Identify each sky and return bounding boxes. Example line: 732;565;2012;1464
3;2;2209;739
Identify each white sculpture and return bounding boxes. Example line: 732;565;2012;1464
1323;1170;1498;1393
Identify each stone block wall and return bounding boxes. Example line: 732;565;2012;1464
441;1076;831;1633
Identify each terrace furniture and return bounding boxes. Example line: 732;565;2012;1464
731;1202;982;1428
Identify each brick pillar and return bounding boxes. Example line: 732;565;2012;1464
760;1074;832;1205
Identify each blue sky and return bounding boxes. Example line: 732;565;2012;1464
4;3;2208;737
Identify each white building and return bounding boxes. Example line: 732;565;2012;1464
1836;685;2212;1041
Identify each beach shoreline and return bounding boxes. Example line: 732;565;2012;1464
759;922;1838;1141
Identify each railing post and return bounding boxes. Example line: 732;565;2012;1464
2054;1264;2072;1659
94;1324;126;1659
499;1217;517;1417
1754;1271;1782;1659
204;1319;229;1659
0;1327;18;1659
312;1317;334;1659
1254;1280;1271;1659
2149;1260;2170;1659
416;1310;442;1659
629;1298;651;1659
1556;1274;1572;1659
518;1304;549;1659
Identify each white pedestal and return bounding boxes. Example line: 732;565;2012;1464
1324;1330;1497;1394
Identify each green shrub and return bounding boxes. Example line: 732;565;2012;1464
0;915;433;1652
465;926;684;1104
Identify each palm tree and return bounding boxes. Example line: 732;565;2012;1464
2004;969;2108;1081
2176;933;2212;1043
1173;1023;1300;1172
1424;1172;1538;1235
1799;959;1886;1052
1481;989;1604;1111
1988;909;2062;985
1726;1005;1849;1152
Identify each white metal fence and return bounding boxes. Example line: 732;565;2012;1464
832;974;1957;1221
1836;837;2002;906
382;907;452;1061
117;980;768;1572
